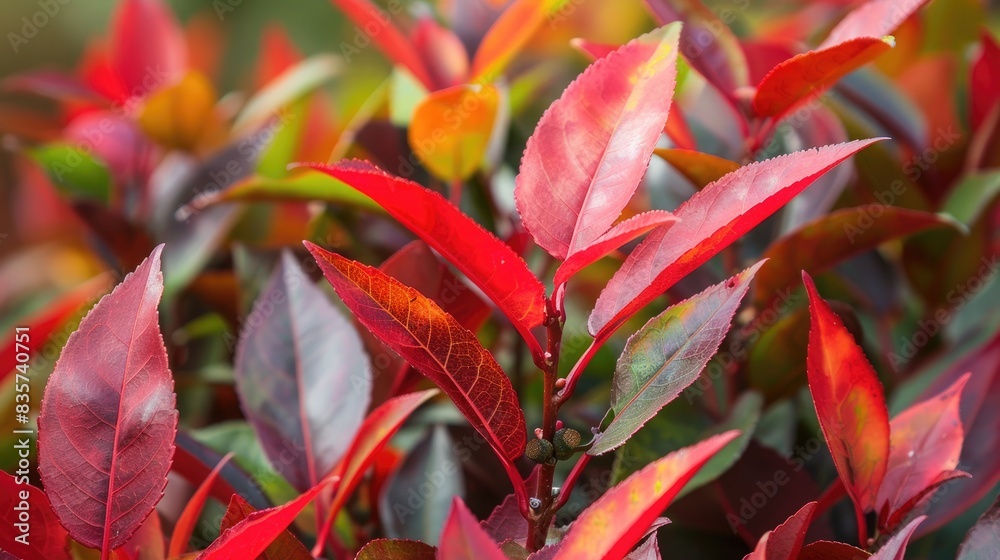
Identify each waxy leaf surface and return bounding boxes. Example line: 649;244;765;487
877;374;969;532
804;272;889;513
218;495;312;560
590;139;880;339
438;498;506;560
38;245;177;552
235;251;371;491
515;24;680;260
743;502;817;560
591;262;763;455
306;242;526;462
753;37;893;120
308;161;545;341
554;432;739;560
754;206;961;310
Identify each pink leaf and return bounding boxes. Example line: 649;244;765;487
820;0;932;48
438;498;506;560
869;516;925;560
589;139;881;339
515;24;680;260
37;245;177;556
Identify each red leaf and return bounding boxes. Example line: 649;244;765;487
515;24;680;261
218;495;312;560
643;0;749;96
743;502;817;560
869;516;924;560
198;477;338;559
313;389;439;554
553;432;740;560
754;206;962;310
957;494;1000;559
481;493;527;546
0;473;70;560
799;541;871;560
326;0;434;89
306;243;526;462
168;453;234;558
970;33;1000;133
624;534;661;560
356;539;437;560
589;139;881;339
234;251;371;492
470;0;561;82
876;373;970;532
753;37;893;120
803;272;889;514
553;211;677;288
306;161;545;348
438;498;506;560
37;245;178;554
117;509;165;560
111;0;187;96
820;0;932;48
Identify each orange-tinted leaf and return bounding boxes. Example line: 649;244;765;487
38;245;178;553
515;24;680;261
554;211;677;288
198;477;337;559
753;37;893;120
409;84;500;181
803;272;889;514
876;374;970;532
754;207;962;310
957;494;1000;560
438;498;506;560
0;473;70;560
821;0;932;49
306;161;545;343
654;148;740;190
589;139;881;339
869;516;924;560
138;71;219;151
644;0;749;95
356;539;436;560
218;495;312;560
470;0;561;81
743;502;816;560
313;390;439;556
306;244;525;461
327;0;433;89
553;432;740;560
168;453;234;557
111;0;187;96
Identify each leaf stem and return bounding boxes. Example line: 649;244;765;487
553;453;592;512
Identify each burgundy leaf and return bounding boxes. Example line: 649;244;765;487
515;24;680;260
589;139;881;339
37;245;177;555
744;502;817;560
234;251;371;491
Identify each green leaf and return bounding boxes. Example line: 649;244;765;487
233;55;340;133
942;171;1000;227
30;143;112;203
183;170;384;215
590;261;764;455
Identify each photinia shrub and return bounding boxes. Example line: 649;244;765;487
1;0;998;558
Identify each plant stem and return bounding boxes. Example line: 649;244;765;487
553;453;592;511
526;299;564;551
